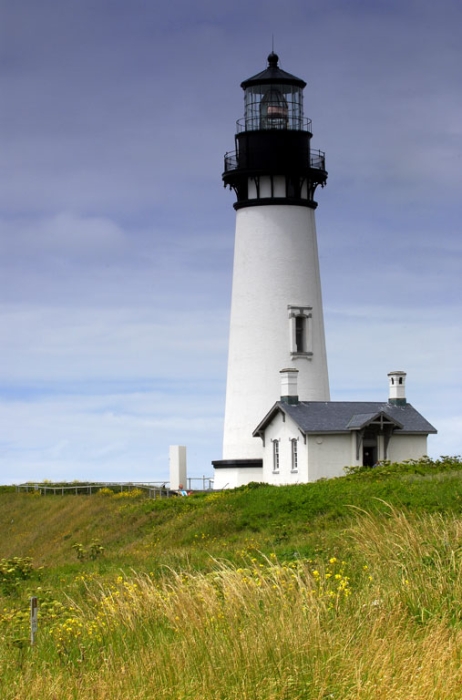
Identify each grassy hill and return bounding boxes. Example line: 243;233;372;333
2;456;462;569
1;455;462;699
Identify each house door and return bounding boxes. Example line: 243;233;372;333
362;445;377;467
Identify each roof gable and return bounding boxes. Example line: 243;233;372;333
346;411;404;431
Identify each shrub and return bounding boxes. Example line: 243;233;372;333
0;557;35;596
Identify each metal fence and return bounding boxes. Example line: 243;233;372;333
16;477;214;498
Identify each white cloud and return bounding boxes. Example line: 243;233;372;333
0;213;128;265
0;389;225;484
0;303;227;383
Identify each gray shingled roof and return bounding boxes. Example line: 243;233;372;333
253;401;437;436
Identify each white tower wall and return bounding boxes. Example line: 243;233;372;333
223;202;330;460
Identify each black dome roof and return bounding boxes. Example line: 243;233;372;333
241;53;306;90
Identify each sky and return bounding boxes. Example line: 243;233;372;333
1;0;461;485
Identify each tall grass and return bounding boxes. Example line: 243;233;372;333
351;504;462;624
2;508;462;699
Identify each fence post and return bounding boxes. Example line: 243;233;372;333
30;597;38;646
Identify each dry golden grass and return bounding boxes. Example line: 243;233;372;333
3;508;462;699
4;482;462;699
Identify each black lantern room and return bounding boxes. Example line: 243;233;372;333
223;53;327;209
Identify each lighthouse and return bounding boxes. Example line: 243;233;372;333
213;53;330;487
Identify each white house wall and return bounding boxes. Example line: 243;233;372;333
261;426;430;484
261;420;357;483
261;412;309;485
387;434;428;462
216;419;430;489
307;434;354;481
307;433;429;479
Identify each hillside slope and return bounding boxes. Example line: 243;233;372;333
1;456;461;569
2;457;462;700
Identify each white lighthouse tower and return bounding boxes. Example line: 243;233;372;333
213;53;330;487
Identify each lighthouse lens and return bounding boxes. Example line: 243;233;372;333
244;83;304;131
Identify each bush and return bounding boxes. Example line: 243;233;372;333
0;557;35;596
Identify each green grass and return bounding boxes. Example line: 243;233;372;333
1;456;462;699
2;456;462;569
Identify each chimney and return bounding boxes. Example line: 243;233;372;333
387;370;407;406
280;368;299;405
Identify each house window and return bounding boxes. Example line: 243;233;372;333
272;440;280;473
291;439;298;472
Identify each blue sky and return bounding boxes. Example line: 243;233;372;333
1;0;461;484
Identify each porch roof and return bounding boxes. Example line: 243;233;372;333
346;411;403;430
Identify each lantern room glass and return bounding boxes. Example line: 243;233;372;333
244;83;304;131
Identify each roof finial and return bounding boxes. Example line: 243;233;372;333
267;50;279;68
267;35;279;67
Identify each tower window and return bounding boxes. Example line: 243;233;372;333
288;306;313;358
295;316;305;352
286;177;300;199
273;440;280;473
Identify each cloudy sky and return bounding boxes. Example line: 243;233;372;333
1;0;461;485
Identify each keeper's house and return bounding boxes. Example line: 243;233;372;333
235;369;436;485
